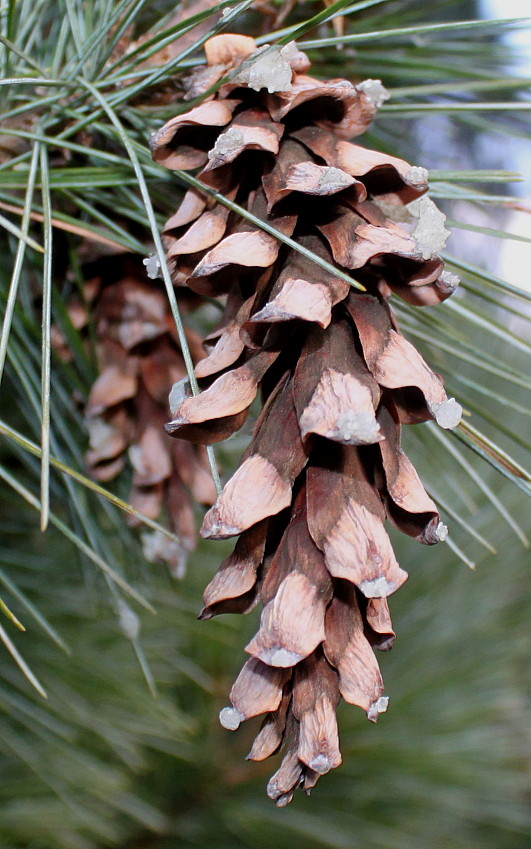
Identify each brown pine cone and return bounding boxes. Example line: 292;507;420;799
54;254;217;577
151;35;461;802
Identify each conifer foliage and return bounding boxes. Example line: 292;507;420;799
152;34;464;803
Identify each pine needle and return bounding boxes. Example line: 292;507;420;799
0;211;43;252
299;17;531;49
444;534;476;571
0;463;155;612
427;424;529;547
0;198;143;252
0;596;26;631
0;421;183;544
0;621;47;698
39;143;52;531
0;568;70;651
428;488;496;555
0;142;39;387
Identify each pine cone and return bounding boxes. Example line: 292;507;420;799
54;254;217;577
152;35;462;802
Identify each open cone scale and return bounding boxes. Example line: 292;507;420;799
151;34;462;804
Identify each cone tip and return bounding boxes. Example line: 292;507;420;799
308;754;331;774
429;397;462;430
219;706;243;730
367;695;389;722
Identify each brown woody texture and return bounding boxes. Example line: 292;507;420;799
151;35;462;804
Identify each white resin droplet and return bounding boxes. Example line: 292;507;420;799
335;411;381;444
359;577;397;598
429;397;462;430
233;43;297;93
405;165;429;188
143;255;161;280
367;695;389;722
375;695;389;713
261;647;302;667
309;754;331;774
435;521;449;542
168;377;191;415
356;78;390;108
219;706;243;731
439;270;460;293
201;521;243;540
367;696;389;722
407;196;451;260
207;127;244;161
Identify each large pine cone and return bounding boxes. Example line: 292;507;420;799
151;35;462;803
